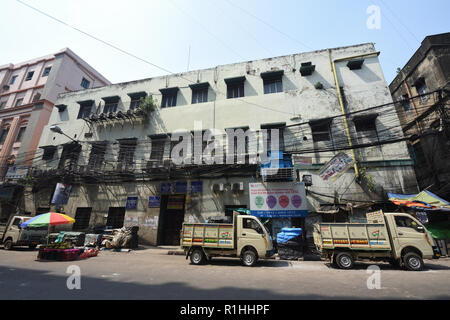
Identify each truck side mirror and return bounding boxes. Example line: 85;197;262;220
416;226;424;233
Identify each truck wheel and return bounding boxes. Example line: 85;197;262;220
403;252;424;271
3;239;13;250
242;250;258;267
190;248;206;265
336;252;354;269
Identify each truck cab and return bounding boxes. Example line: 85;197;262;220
0;215;47;250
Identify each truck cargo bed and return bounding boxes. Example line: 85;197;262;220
318;223;391;251
182;223;235;249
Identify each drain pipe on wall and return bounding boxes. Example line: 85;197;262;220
327;49;381;180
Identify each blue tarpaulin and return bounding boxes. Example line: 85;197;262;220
277;227;302;243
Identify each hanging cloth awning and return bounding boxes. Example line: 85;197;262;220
388;190;450;212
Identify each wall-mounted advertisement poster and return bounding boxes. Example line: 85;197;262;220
249;182;308;218
51;183;72;205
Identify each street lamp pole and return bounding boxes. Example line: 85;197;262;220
49;125;78;143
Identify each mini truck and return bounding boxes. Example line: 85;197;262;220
0;215;47;250
181;211;274;266
313;210;440;271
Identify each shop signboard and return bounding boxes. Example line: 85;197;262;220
5;166;29;180
190;181;203;193
318;152;354;181
51;183;72;205
292;156;312;169
148;196;161;208
174;182;188;193
249;182;308;218
126;196;138;210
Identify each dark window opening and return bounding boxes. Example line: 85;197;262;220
401;94;412;112
42;146;57;161
25;71;34;81
42;67;52;77
15;99;24;107
160;88;178;108
261;71;283;94
0;128;10;144
9;75;18;85
72;207;92;231
15;127;26;143
106;207;126;228
150;139;166;162
81;77;90;89
310;119;332;142
77;101;93;119
102;96;120;114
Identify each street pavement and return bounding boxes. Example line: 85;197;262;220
0;246;449;300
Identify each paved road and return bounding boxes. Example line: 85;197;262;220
0;247;449;300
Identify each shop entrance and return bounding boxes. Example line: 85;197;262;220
158;194;186;245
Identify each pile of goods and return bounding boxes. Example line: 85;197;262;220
276;228;304;260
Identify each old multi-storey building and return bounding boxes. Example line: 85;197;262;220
390;32;450;200
0;48;110;218
27;43;418;246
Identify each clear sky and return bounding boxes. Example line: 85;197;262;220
1;0;449;85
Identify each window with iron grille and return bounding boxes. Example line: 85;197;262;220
117;139;137;170
227;82;244;99
161;92;177;108
88;142;107;170
103;102;118;113
129;98;142;110
58;143;81;170
106;207;126;228
192;87;208;104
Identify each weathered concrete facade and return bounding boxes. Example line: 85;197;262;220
28;43;417;245
390;32;450;199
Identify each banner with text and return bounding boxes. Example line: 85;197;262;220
249;182;308;218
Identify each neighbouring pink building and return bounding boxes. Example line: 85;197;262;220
0;48;110;180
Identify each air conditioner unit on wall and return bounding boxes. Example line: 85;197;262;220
232;182;244;192
212;183;224;192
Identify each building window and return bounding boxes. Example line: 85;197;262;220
42;146;56;160
15;127;26;143
354;116;377;132
117;139;137;171
353;114;380;148
225;76;245;99
0;101;6;110
0;128;10;144
80;77;90;89
42;67;52;77
310;119;332;142
400;94;412;113
261;70;283;94
72;208;92;231
160;88;178;108
88;142;107;170
77;101;93;119
261;123;286;157
102;96;120;114
106;207;126;229
9;75;18;85
190;83;209;104
150;139;166;162
25;71;34;81
58;143;81;170
15;98;24;107
128;92;147;110
415;78;429;103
